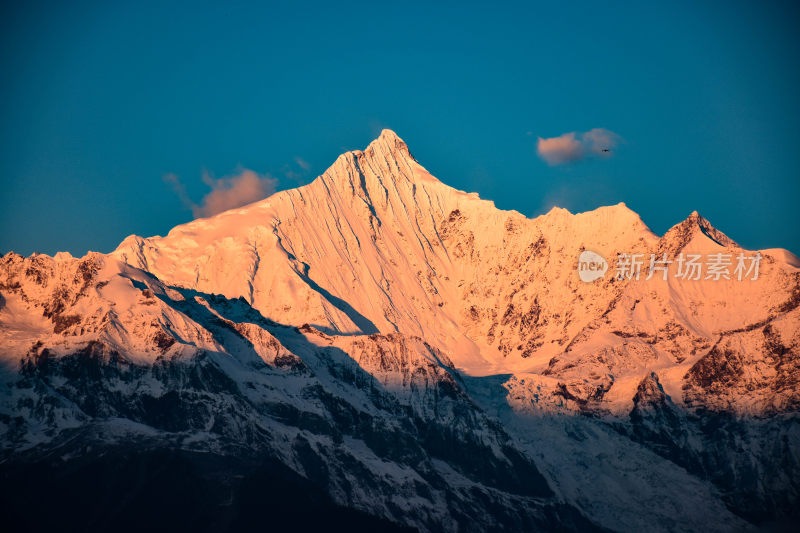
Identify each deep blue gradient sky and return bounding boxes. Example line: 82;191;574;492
2;1;799;256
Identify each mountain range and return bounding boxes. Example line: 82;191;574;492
1;130;798;532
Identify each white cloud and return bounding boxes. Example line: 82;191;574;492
536;128;621;165
537;132;585;165
165;169;277;219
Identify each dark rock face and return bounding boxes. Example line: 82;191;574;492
628;373;703;471
683;322;800;415
1;319;598;532
0;447;417;533
685;343;744;392
627;372;800;524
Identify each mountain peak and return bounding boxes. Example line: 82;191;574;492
659;210;737;254
378;128;402;142
365;128;414;161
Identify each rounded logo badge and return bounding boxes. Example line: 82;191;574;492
578;250;608;282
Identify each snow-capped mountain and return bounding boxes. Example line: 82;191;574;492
1;130;798;532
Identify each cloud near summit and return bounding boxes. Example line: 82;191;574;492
165;169;277;218
536;128;621;165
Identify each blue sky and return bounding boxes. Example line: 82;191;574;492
1;0;798;256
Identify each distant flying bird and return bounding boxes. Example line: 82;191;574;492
601;149;610;152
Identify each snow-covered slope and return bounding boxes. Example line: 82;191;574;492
0;250;756;532
2;130;799;531
110;129;800;413
1;253;591;532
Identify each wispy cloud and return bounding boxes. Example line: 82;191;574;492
582;128;621;155
165;169;277;219
163;172;193;212
536;128;621;166
294;157;311;171
281;156;313;185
